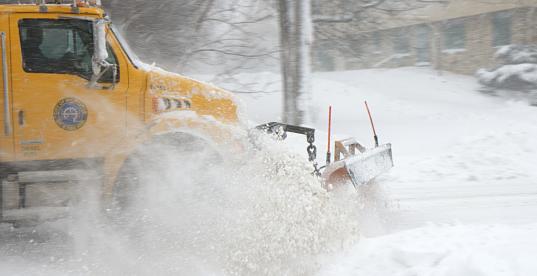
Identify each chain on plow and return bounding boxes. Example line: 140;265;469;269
256;122;323;177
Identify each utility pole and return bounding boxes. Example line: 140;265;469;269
278;0;312;125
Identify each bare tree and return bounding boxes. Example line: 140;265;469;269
103;0;277;77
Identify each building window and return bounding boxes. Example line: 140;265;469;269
315;42;335;71
443;20;465;50
492;12;512;47
393;30;410;54
371;32;382;53
415;25;431;63
312;0;322;15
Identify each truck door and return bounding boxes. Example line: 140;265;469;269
9;14;128;161
0;14;13;163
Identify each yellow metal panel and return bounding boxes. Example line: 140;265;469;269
145;70;239;124
123;58;146;138
0;13;13;162
9;12;129;161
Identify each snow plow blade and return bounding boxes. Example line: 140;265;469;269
323;139;393;188
254;123;393;189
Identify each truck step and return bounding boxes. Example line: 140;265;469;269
17;169;99;184
1;207;70;225
1;169;101;222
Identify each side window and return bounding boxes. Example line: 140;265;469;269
19;19;119;82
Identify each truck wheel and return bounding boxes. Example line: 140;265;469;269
111;133;222;224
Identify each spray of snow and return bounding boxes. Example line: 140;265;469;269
104;131;366;275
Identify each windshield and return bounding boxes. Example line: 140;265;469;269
110;24;144;69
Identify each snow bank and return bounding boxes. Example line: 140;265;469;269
318;223;537;276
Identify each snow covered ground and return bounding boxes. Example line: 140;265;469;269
233;67;537;275
1;67;537;275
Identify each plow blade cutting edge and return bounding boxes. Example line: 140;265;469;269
323;143;393;188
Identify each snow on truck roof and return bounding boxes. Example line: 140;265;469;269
0;1;103;16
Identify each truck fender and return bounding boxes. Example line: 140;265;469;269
101;113;241;199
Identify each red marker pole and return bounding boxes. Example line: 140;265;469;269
326;105;332;165
364;101;379;147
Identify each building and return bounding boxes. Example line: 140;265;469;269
313;0;537;75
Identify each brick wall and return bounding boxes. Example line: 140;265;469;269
313;7;537;75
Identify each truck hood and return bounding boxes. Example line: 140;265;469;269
146;69;239;124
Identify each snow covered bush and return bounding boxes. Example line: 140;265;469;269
495;44;537;64
477;45;537;90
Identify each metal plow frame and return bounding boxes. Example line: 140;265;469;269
255;122;393;190
323;139;393;188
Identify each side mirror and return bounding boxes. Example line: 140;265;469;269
89;19;116;89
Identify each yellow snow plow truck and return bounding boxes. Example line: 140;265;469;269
0;0;392;223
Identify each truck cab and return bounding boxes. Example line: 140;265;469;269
0;1;239;221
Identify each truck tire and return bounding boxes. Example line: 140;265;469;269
111;133;222;225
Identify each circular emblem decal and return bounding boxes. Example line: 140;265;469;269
53;98;88;131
